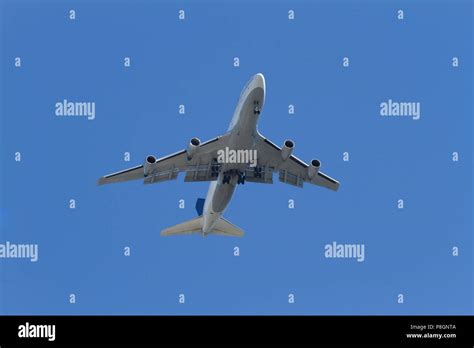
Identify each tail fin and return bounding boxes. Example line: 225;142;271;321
195;198;205;216
160;216;244;237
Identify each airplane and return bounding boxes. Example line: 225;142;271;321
98;73;340;237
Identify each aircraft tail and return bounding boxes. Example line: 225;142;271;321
160;216;244;237
160;198;244;237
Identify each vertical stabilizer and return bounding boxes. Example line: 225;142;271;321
195;198;205;216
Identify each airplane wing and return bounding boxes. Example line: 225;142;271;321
253;133;340;191
98;133;230;185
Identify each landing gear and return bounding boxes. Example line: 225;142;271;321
221;170;246;185
211;158;219;178
253;100;261;115
222;174;231;184
237;172;246;185
254;166;263;178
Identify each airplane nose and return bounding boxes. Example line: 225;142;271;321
253;73;265;90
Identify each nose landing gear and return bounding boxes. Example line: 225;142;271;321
253;100;261;115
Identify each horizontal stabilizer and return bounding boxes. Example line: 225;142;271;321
210;217;244;237
160;216;244;237
161;216;203;236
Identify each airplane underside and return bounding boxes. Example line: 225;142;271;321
98;73;340;237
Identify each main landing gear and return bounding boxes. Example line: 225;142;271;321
211;158;219;178
237;172;246;185
222;170;246;185
222;174;231;184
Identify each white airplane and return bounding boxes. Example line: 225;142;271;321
98;73;340;237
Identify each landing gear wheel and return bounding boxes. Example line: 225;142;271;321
223;175;231;184
253;100;261;115
211;166;219;178
237;172;246;185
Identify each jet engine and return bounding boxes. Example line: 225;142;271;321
187;137;201;160
281;139;294;161
308;159;321;178
144;155;157;176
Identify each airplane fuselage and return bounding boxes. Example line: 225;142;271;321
202;74;266;233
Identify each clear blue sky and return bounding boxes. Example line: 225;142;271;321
0;0;472;315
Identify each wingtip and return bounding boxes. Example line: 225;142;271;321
97;177;107;186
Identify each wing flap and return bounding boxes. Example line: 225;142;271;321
98;133;231;186
97;165;143;185
255;133;340;191
244;165;274;184
311;172;340;191
144;167;180;184
184;162;220;182
279;170;303;187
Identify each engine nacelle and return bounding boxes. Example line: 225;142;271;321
281;139;294;161
308;159;321;178
144;155;157;176
187;137;201;159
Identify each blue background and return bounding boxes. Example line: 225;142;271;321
0;0;472;315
